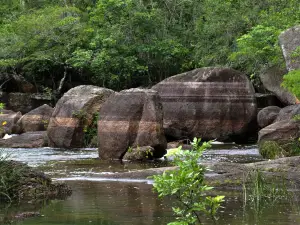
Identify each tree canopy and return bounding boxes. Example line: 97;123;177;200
1;0;300;93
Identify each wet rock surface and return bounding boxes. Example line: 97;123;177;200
94;156;300;189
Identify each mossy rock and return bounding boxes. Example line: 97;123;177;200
0;160;71;203
259;140;300;159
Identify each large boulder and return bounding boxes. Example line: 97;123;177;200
0;131;47;148
15;104;54;133
257;106;281;128
47;85;114;148
98;88;167;160
258;120;300;159
0;111;22;137
275;104;300;122
279;25;300;71
259;66;296;105
152;67;257;141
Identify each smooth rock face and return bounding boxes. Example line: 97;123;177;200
257;106;281;128
0;111;22;137
259;66;296;105
98;88;167;160
0;131;47;148
275;104;300;122
16;104;54;133
279;25;300;71
47;85;114;148
152;67;257;141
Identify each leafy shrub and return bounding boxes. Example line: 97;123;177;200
282;69;300;99
152;138;224;225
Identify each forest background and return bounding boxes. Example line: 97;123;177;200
1;0;300;94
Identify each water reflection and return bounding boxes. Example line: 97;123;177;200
4;181;300;225
15;181;173;225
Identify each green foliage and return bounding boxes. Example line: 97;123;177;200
1;0;300;91
282;70;300;99
83;112;99;147
229;0;300;80
72;109;87;122
152;138;224;225
259;141;284;159
229;25;282;74
0;156;25;202
0;3;89;91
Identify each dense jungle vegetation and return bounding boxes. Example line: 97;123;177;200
1;0;300;93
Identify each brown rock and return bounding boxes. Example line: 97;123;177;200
16;104;54;133
259;66;296;105
279;25;300;71
275;104;300;122
0;131;47;148
152;67;257;141
47;85;114;148
98;88;167;160
257;106;281;128
258;120;299;143
0;111;22;137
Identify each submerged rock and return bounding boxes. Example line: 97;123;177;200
98;88;167;160
47;85;114;148
152;67;257;141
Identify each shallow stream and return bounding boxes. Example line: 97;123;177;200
1;144;300;225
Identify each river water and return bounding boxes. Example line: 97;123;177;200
1;144;300;225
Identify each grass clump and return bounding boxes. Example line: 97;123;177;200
259;141;283;159
259;140;300;159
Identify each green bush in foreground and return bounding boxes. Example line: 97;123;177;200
152;138;224;225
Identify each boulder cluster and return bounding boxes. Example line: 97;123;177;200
1;25;299;160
